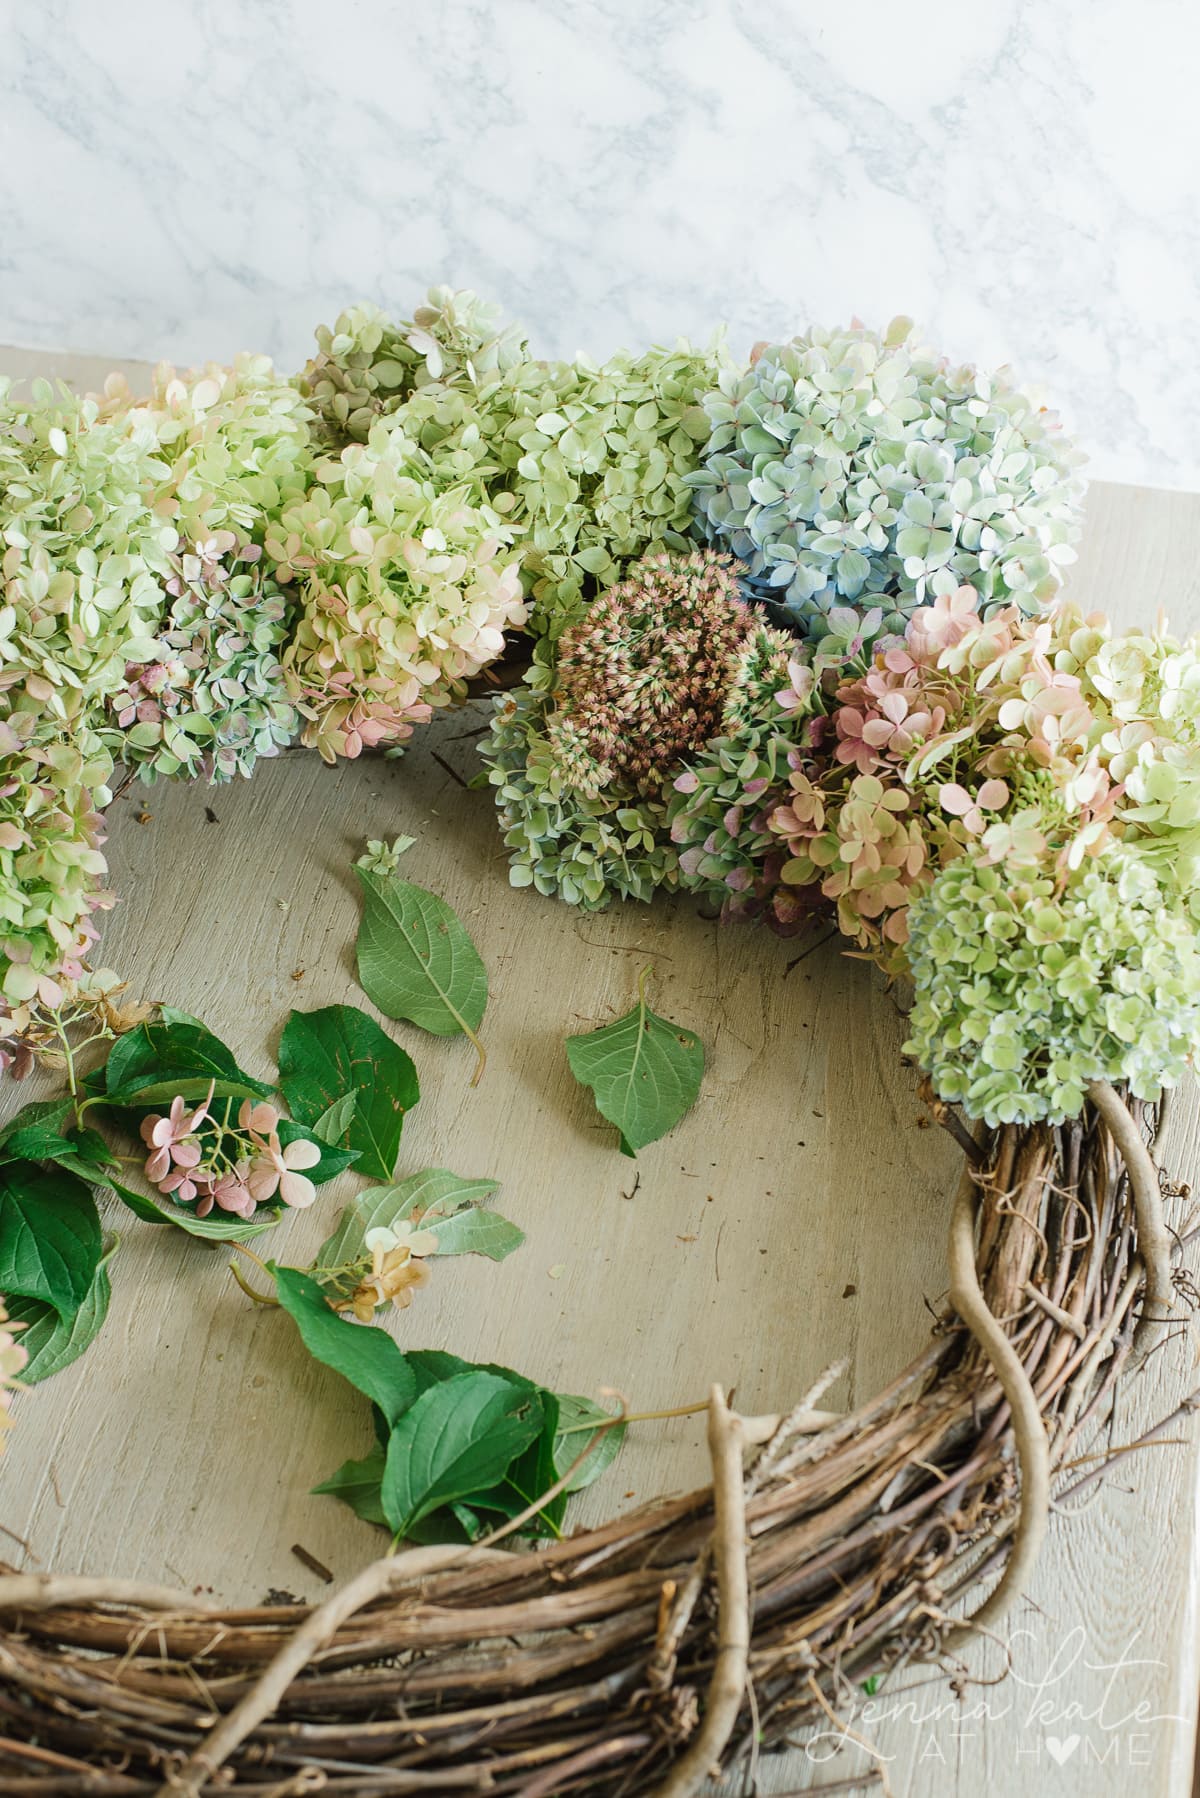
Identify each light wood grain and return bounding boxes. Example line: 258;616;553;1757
0;350;1197;1796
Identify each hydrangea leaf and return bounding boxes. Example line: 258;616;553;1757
354;870;488;1083
380;1370;544;1538
0;1162;103;1318
311;1448;388;1526
274;1265;415;1425
314;1169;516;1275
276;1118;359;1186
278;1004;418;1181
553;1394;628;1492
8;1241;115;1384
101;1176;281;1242
566;969;704;1155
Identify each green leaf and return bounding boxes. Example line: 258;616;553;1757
278;1005;419;1180
0;1120;116;1173
421;1206;525;1261
274;1265;415;1425
355;869;488;1083
565;969;704;1154
473;1393;566;1536
276;1118;358;1186
0;1162;102;1317
381;1370;543;1538
101;1176;281;1242
9;1241;115;1383
553;1394;627;1492
100;1017;274;1110
0;1098;73;1155
312;1447;388;1526
315;1169;501;1273
312;1093;358;1144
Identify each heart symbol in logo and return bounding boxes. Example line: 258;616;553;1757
1045;1734;1081;1766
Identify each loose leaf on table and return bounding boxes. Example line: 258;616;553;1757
0;1161;103;1317
553;1393;628;1492
0;1098;74;1157
276;1118;359;1186
102;1176;282;1242
315;1169;520;1274
312;1093;358;1145
278;1004;418;1181
312;1447;389;1527
8;1242;115;1384
565;968;704;1156
381;1369;544;1538
472;1393;567;1537
0;1120;116;1174
274;1265;415;1425
99;1017;275;1110
355;869;488;1084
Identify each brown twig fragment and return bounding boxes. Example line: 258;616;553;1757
1087;1078;1174;1328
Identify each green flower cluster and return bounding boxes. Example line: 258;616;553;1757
688;318;1084;645
305;300;726;669
0;719;113;1001
0;379;172;734
104;539;299;783
301;290;530;445
667;625;816;916
904;842;1200;1125
272;417;525;762
116;354;315;547
479;683;676;909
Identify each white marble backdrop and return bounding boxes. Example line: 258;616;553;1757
1;0;1198;488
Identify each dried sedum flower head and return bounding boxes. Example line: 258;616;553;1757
904;840;1200;1126
688;318;1085;647
271;418;526;762
548;550;751;798
301;291;530;446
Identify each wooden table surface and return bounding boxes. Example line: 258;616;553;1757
1;349;1198;1797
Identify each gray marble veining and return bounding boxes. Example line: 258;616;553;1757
0;0;1197;488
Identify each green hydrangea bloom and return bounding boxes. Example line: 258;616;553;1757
688;317;1085;645
0;380;172;733
668;625;816;916
478;683;676;908
301;291;530;446
104;539;299;783
904;841;1200;1125
395;337;725;670
0;716;113;999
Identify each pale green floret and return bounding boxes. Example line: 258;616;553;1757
904;842;1200;1126
688;318;1085;645
0;379;173;732
478;685;676;909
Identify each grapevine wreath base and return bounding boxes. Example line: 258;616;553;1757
0;1085;1192;1795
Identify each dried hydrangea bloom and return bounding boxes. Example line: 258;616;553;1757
302;290;531;446
273;419;526;761
0;381;172;734
105;534;300;782
905;840;1200;1125
548;550;752;798
0;716;114;1007
688;317;1085;646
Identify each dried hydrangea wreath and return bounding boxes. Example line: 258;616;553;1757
0;295;1195;1795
